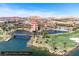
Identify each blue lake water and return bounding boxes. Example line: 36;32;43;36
67;47;79;56
0;30;31;52
48;30;66;34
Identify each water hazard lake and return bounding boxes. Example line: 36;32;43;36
0;30;31;51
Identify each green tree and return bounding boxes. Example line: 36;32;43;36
33;31;37;38
63;42;67;52
52;41;57;51
42;30;48;38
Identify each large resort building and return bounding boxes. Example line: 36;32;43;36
42;18;79;32
51;21;76;31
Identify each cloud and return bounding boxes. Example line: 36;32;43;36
0;4;57;17
0;4;79;17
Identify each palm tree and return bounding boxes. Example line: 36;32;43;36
63;42;67;52
1;23;10;32
45;39;49;43
33;30;38;38
1;25;7;31
64;42;66;48
42;30;48;38
52;41;57;51
1;26;5;31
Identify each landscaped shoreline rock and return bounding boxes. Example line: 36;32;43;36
27;36;75;56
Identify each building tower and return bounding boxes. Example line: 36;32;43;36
30;16;38;32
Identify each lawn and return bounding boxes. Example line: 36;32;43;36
43;30;79;51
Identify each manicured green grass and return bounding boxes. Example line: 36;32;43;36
43;30;79;50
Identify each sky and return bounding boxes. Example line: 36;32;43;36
0;3;79;17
